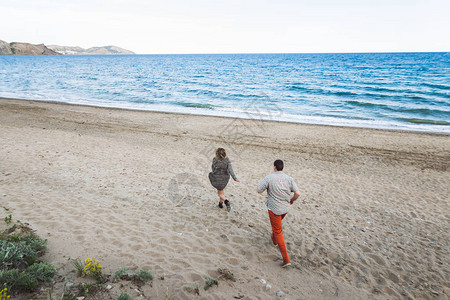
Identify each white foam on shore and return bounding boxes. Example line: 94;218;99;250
1;93;449;134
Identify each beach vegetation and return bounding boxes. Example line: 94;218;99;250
83;257;103;280
78;283;101;298
203;276;218;291
0;287;10;300
72;259;84;276
113;267;153;284
217;267;236;282
130;269;153;283
62;282;104;299
117;292;131;300
0;263;56;292
113;266;129;280
3;215;11;225
185;284;200;295
73;257;103;281
0;221;56;294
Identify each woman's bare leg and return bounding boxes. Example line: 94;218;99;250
217;190;226;203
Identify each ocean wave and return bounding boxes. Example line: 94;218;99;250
321;113;372;120
397;89;450;100
346;100;450;118
420;82;450;90
333;91;358;97
397;118;450;126
346;100;385;108
141;81;158;87
287;85;309;91
79;75;98;81
182;80;222;88
175;102;215;109
409;95;427;100
397;107;450;116
226;92;268;99
185;88;219;97
424;90;450;99
358;85;409;94
289;84;450;105
288;85;391;99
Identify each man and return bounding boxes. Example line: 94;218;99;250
257;159;300;268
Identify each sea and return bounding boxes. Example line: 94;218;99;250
0;52;449;133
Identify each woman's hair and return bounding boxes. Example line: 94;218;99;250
215;148;227;160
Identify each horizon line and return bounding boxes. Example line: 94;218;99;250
131;50;449;55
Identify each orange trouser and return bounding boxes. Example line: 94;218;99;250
268;210;289;263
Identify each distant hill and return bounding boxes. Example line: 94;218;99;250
0;40;12;54
47;45;135;55
0;39;135;55
0;40;60;55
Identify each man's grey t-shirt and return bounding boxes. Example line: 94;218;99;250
258;171;299;215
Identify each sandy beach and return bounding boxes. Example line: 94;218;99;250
1;97;449;299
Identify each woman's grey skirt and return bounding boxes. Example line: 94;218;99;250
209;172;230;190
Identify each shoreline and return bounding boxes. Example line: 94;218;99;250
1;97;449;299
2;97;449;136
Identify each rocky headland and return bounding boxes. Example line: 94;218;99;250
0;39;134;55
0;40;60;55
47;45;135;55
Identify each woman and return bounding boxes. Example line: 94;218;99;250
208;148;239;211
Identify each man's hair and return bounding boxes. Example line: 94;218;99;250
274;159;284;171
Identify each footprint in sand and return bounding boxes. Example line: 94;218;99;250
359;245;371;253
226;258;239;266
367;254;386;266
75;235;85;242
187;272;202;281
386;270;400;284
218;245;233;255
130;244;143;251
231;236;244;243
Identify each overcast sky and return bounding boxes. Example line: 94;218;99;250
1;0;449;54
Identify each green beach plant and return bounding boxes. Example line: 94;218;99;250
0;287;10;300
26;262;57;282
73;257;103;281
185;284;200;295
217;268;236;282
113;267;153;284
130;269;153;283
117;292;131;300
76;283;102;298
3;215;11;225
113;267;129;280
204;276;218;291
82;257;103;280
61;282;104;300
0;216;56;295
0;233;47;269
0;260;56;292
72;259;84;276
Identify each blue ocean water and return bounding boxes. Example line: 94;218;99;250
0;52;449;133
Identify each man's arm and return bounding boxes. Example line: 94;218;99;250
257;177;268;194
290;190;301;204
